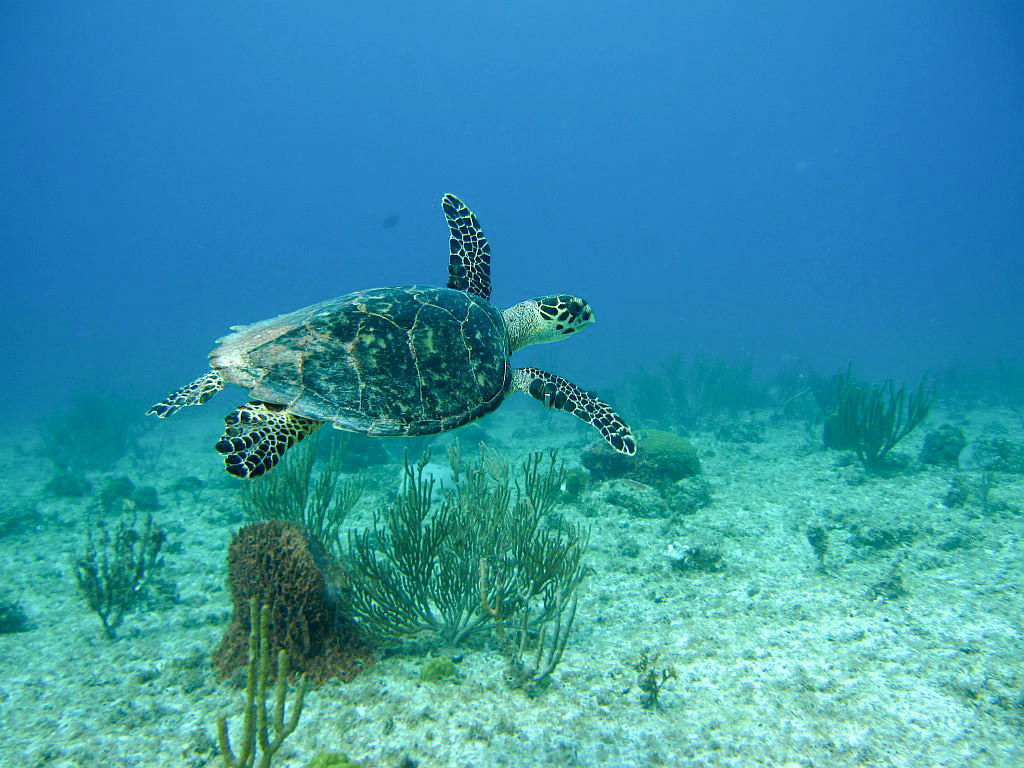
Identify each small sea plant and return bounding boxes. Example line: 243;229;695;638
943;476;970;508
72;511;166;638
217;599;307;768
561;466;588;501
866;554;908;602
977;471;996;515
480;558;578;694
805;524;829;571
242;432;363;560
822;365;933;472
633;650;676;709
344;447;587;649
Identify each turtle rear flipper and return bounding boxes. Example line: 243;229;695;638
147;371;225;418
511;367;636;455
215;402;324;478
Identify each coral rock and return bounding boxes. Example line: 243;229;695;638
214;521;370;684
582;429;700;486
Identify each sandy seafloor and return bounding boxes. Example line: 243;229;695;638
1;398;1022;768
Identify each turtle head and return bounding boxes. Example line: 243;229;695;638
536;294;594;338
503;294;595;352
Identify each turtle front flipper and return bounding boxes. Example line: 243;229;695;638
215;402;324;478
511;367;636;455
147;371;225;418
442;194;492;301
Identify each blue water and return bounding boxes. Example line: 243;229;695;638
4;6;1024;766
2;3;1022;426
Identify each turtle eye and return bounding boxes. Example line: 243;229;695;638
573;301;594;326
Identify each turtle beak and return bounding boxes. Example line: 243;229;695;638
579;303;595;328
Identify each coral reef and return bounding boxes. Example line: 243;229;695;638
605;481;669;518
666;542;725;573
0;595;29;633
305;753;361;768
132;485;160;511
171;475;205;503
214;521;370;684
920;424;967;466
664;476;713;516
44;470;92;498
0;504;44;538
715;417;765;443
99;477;135;515
582;428;700;486
419;656;462;683
958;437;1024;473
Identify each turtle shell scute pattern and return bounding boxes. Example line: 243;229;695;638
226;286;510;437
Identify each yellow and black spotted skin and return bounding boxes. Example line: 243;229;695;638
215;402;322;478
513;368;636;455
443;193;492;301
147;371;224;418
536;294;593;337
147;193;636;477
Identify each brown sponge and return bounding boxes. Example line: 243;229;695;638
214;521;370;684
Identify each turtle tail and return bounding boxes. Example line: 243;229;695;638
147;371;225;418
215;401;324;478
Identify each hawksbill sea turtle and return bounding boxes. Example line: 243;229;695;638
148;194;636;477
